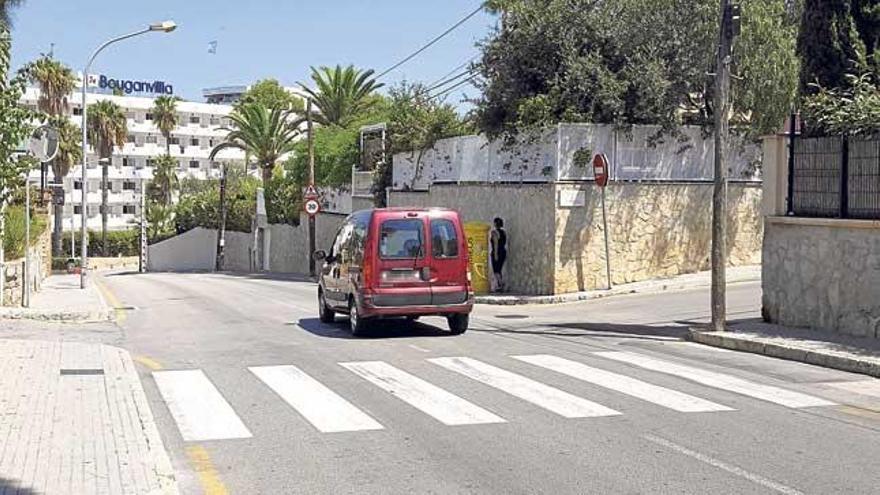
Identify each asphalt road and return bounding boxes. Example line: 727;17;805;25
90;272;880;494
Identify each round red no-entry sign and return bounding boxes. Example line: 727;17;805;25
593;153;610;188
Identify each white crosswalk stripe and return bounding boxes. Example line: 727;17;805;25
250;365;383;433
596;351;836;408
340;361;505;426
513;354;734;413
152;369;252;441
429;357;621;418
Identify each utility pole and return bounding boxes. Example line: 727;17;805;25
216;162;228;271
307;99;316;278
711;0;740;332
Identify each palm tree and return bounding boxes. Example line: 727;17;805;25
151;154;178;207
298;65;384;127
151;95;179;155
87;99;127;256
22;55;76;116
23;56;77;255
47;116;81;255
210;103;302;184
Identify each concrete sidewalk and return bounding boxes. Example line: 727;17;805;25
690;322;880;378
476;265;761;305
0;275;112;323
0;339;178;494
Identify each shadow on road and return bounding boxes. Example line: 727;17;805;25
473;321;689;341
0;479;40;494
296;317;453;339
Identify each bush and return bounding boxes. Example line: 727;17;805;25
61;229;140;257
52;256;80;271
2;205;47;260
173;173;259;234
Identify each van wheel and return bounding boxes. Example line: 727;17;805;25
318;290;335;323
349;297;368;337
447;314;469;335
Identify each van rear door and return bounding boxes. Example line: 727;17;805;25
372;213;432;307
427;213;469;305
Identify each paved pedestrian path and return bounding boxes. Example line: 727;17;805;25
0;339;178;494
0;275;112;322
477;265;761;305
691;321;880;378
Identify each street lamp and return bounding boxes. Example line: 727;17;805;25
79;20;177;289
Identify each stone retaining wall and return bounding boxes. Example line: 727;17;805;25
2;220;51;306
762;217;880;339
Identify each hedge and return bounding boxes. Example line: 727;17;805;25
61;229;140;257
2;205;48;260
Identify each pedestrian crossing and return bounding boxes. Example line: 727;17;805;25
151;352;837;442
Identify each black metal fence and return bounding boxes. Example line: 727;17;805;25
789;134;880;219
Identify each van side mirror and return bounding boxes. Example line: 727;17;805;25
313;250;327;261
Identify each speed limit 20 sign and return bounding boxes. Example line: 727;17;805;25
304;198;321;216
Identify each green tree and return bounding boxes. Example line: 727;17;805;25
22;55;78;255
150;154;179;207
299;65;384;127
476;0;800;139
86;99;127;255
151;95;179;155
21;55;76;116
797;0;873;95
210;103;303;184
235;79;304;113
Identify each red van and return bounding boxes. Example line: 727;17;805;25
314;208;474;336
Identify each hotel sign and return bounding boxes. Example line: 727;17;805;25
99;75;173;95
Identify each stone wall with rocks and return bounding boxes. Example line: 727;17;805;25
2;220;51;306
763;217;880;339
389;184;557;295
554;183;763;293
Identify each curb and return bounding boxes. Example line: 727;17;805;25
476;273;761;306
688;329;880;379
0;308;113;323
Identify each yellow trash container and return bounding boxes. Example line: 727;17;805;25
464;221;491;295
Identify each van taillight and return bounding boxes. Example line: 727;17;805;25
363;258;374;286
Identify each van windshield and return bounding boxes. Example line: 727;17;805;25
379;219;424;259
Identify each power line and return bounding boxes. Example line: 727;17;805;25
426;68;475;93
428;74;478;100
376;5;484;80
428;55;479;87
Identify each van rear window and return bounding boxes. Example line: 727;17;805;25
379;219;424;259
431;219;459;258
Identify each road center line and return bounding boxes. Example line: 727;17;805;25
643;434;804;495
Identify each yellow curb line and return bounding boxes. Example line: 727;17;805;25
93;277;127;324
134;355;163;371
185;445;229;495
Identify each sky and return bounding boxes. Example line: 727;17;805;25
8;1;495;107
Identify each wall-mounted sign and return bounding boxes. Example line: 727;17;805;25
98;75;174;95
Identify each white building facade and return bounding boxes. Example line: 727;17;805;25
23;86;246;231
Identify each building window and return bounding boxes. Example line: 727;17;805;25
73;107;82;116
189;115;200;124
123;181;136;191
146;135;158;144
126;134;135;143
74;205;82;214
189;160;200;169
122;157;131;167
210;117;220;126
73;180;82;190
170;137;180;145
146;158;156;168
190;137;199;146
145;112;153;121
123;205;136;214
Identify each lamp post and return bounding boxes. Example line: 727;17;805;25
79;20;177;289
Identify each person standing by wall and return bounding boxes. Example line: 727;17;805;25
490;217;507;292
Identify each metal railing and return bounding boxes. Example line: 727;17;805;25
789;133;880;220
